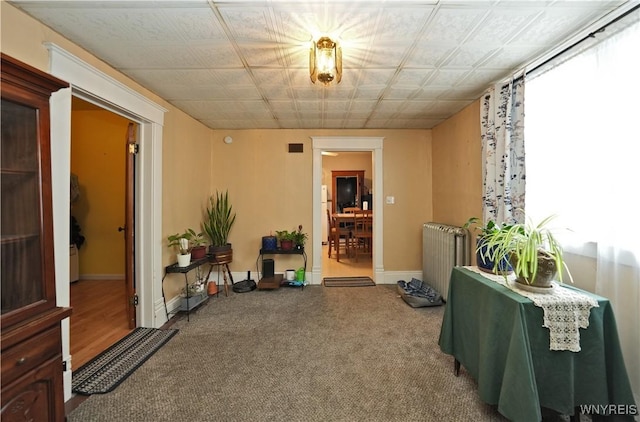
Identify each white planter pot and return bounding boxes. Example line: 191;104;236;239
285;269;295;281
177;253;191;267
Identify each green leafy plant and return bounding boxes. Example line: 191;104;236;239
189;229;207;247
70;215;85;249
276;225;307;250
462;217;512;239
480;213;573;285
292;225;308;247
167;230;195;255
463;217;514;273
168;228;206;254
463;217;510;239
275;230;296;242
203;190;236;247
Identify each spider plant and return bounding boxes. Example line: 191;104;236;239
480;214;573;286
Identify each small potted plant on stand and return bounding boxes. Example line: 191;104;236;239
292;225;308;251
480;213;573;291
464;217;513;274
203;190;236;264
189;229;208;260
167;230;194;267
276;230;296;251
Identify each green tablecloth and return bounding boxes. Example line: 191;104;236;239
438;267;636;422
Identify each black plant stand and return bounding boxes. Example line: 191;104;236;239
256;248;307;290
162;255;215;321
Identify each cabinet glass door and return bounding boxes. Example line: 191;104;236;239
1;99;45;314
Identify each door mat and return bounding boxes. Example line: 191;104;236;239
323;276;375;287
72;327;178;395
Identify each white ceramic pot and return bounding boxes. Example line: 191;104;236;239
285;269;295;281
177;253;191;267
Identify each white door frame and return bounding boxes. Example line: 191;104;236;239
45;43;166;401
311;137;384;283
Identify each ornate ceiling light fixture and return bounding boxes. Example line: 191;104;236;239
309;36;342;86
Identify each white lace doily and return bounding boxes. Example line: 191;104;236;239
463;266;599;352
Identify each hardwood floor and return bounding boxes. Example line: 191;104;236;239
322;244;373;278
69;279;131;370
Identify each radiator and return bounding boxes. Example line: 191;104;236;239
422;222;470;301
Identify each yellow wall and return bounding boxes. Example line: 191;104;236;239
432;100;483;263
71;109;129;276
209;129;433;272
381;129;433;269
160;103;216;297
432;100;482;226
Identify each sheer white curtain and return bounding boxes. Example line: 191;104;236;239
525;17;640;403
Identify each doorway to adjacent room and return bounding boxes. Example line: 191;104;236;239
69;97;134;368
311;136;384;284
322;157;372;279
48;44;166;400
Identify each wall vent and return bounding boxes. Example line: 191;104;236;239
288;143;303;153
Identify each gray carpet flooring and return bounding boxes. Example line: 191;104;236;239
68;285;509;421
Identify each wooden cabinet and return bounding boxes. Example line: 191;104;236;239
1;53;72;422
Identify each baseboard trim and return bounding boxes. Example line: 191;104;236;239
380;270;423;285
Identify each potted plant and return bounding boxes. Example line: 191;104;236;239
292;225;308;251
168;230;194;267
189;229;208;260
70;215;85;250
479;213;573;288
275;230;296;251
464;217;513;274
203;190;236;263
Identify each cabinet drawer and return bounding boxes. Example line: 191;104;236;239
1;326;60;385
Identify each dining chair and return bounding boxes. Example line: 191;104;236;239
352;212;373;262
326;208;337;258
339;207;359;236
328;210;353;261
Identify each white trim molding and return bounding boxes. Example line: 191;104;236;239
311;137;384;284
44;43;166;122
45;43;166;401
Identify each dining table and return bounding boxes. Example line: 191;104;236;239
331;211;372;261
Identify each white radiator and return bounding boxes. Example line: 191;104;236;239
422;222;470;301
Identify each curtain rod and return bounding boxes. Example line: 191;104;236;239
514;4;639;82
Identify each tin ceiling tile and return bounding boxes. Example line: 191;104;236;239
10;0;632;129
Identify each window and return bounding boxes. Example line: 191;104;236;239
524;12;640;401
525;14;640;261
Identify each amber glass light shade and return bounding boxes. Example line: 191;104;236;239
310;36;342;86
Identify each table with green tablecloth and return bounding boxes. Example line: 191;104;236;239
438;267;636;422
